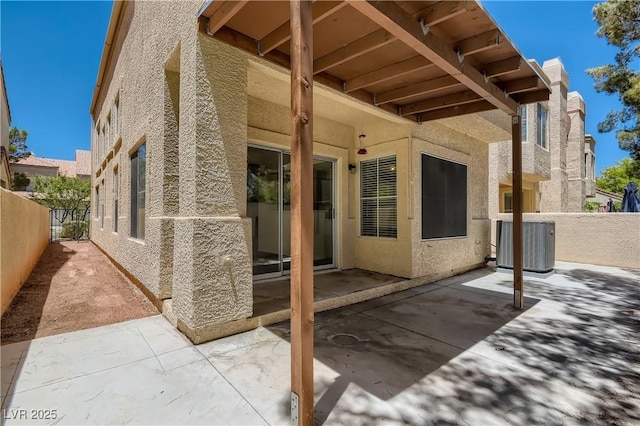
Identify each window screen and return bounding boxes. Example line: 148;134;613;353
421;154;467;239
131;144;146;239
537;104;548;148
360;156;397;238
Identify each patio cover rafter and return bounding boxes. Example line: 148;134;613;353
375;74;461;105
259;1;348;56
313;28;396;75
198;1;549;123
415;0;470;26
417;99;495;122
401;90;481;116
206;0;249;34
346;0;519;115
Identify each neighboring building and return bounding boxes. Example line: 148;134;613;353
1;60;11;189
11;150;91;192
489;58;596;216
593;188;623;212
89;1;549;343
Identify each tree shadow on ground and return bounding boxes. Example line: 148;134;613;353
267;266;640;425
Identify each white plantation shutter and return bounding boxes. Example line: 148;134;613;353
360;156;397;238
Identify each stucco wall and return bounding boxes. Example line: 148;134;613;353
1;188;50;314
410;123;491;278
492;213;640;269
90;0;519;341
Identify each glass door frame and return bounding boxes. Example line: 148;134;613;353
248;143;337;280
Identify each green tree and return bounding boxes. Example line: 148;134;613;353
8;126;31;162
587;0;640;162
32;175;91;223
596;158;640;194
11;172;30;191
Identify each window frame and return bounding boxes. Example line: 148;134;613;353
359;155;397;239
113;93;120;139
420;153;468;240
113;166;119;233
95;185;100;220
504;192;513;213
536;103;548;149
130;143;146;240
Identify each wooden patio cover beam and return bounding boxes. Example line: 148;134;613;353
348;0;518;115
417;0;469;26
401;90;481;116
207;0;249;34
393;76;542;112
259;1;347;56
346;28;502;94
314;28;396;74
344;3;471;93
417;99;495;121
375;58;527;106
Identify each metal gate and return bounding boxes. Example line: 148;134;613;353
50;207;90;242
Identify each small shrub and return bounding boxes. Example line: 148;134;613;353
60;221;89;239
585;201;601;212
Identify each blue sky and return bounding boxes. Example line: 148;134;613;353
0;0;631;175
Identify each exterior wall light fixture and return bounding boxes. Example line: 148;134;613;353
348;163;356;174
357;133;368;155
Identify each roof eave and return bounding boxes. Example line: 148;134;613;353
89;0;125;116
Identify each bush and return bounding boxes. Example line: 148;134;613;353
585;201;601;212
60;221;89;239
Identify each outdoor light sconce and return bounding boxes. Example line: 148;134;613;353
357;133;368;155
348;163;356;174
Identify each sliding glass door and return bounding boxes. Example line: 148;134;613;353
248;146;335;278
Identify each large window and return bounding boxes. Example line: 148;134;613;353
113;94;120;138
360;156;397;238
95;185;100;220
537;104;548;148
421;154;467;239
113;167;119;233
504;192;513;213
130;144;146;239
100;180;105;229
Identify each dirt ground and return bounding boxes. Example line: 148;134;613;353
1;241;158;345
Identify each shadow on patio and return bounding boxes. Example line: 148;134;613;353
262;265;639;425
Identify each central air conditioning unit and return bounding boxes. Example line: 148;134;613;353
496;220;555;273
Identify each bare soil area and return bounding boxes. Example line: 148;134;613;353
1;241;158;345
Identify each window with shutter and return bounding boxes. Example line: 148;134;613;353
360;155;397;238
421;154;467;239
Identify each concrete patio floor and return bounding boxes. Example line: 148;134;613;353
1;262;638;425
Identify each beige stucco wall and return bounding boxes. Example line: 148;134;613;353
0;188;50;314
492;213;640;269
91;0;515;341
410;123;491;278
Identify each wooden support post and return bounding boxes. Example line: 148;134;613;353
512;110;524;309
290;1;314;425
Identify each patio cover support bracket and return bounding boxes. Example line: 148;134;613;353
512;111;524;309
290;1;315;425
